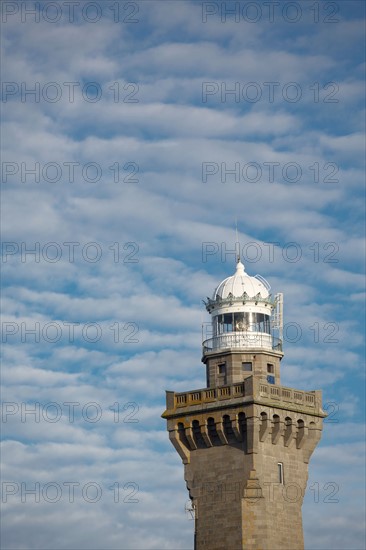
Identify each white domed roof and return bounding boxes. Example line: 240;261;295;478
213;261;270;300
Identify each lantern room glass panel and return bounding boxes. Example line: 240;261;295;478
214;312;271;335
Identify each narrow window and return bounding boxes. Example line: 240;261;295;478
217;363;227;385
278;462;284;484
242;362;252;372
218;363;226;375
267;363;274;374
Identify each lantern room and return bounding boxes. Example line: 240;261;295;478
202;259;283;387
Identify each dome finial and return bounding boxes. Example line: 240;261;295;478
235;259;245;274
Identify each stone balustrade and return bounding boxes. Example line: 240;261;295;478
167;379;322;414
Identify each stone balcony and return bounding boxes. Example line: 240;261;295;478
163;377;325;419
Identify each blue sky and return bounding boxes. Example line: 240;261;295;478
1;1;365;548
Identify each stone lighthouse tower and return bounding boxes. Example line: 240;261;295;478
162;259;326;550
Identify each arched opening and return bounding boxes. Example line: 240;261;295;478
177;422;190;450
272;414;281;444
308;421;317;439
237;412;247;450
296;419;305;448
259;411;269;441
192;419;206;449
223;414;236;443
207;417;221;445
284;416;293;446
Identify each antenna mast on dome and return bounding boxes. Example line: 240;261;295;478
235;218;240;264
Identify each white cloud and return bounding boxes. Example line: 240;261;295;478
1;2;364;549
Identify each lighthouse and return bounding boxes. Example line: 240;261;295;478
162;259;325;550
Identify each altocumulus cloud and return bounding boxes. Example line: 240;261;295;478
1;1;365;549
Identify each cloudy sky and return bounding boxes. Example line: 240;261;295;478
1;1;365;549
